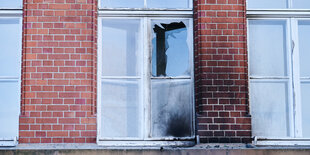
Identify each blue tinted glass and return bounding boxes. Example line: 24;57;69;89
0;0;22;9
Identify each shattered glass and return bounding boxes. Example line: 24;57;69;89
151;20;190;77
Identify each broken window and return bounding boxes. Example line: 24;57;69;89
98;5;194;145
152;21;190;77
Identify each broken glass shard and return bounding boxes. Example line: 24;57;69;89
152;20;190;77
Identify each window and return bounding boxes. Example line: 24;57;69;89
0;1;23;146
247;0;310;145
97;0;194;146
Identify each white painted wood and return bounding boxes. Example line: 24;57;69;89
97;12;195;145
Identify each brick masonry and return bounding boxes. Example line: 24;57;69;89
19;0;251;143
194;0;251;143
20;0;97;143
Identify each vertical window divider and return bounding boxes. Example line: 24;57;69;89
142;17;151;140
290;18;303;138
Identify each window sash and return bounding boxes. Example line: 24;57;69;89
97;16;194;142
98;0;193;10
0;15;22;146
248;17;310;142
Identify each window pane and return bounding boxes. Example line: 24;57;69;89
292;0;310;9
100;0;144;8
250;81;290;137
0;81;20;138
102;19;141;76
0;18;21;77
247;0;288;9
147;0;189;8
152;19;191;77
151;79;192;137
249;20;287;77
0;0;22;9
301;82;310;138
298;21;310;77
101;79;141;138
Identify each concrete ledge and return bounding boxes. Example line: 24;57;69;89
1;144;310;155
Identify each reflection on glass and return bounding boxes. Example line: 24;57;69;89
147;0;189;8
250;81;290;137
298;21;310;77
101;0;144;8
301;82;310;138
102;19;141;76
0;18;21;77
152;20;190;77
101;79;141;138
0;0;22;8
151;79;192;137
292;0;310;9
249;20;287;77
247;0;288;9
0;82;20;138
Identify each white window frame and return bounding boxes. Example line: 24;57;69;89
247;0;310;146
97;0;195;147
0;8;23;146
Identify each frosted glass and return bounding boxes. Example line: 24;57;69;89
0;0;22;9
152;20;191;77
0;82;20;138
250;81;290;137
292;0;310;9
0;18;21;77
147;0;189;8
102;19;141;77
101;0;144;8
249;20;287;77
101;79;141;138
151;79;192;137
298;21;310;77
247;0;288;9
301;82;310;138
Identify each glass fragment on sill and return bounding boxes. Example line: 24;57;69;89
152;20;190;77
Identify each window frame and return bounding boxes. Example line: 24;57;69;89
0;8;23;147
247;2;310;145
97;1;195;146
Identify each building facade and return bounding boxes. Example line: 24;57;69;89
0;0;308;147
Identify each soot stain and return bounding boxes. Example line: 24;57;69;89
166;112;191;137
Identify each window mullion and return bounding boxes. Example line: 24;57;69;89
291;18;303;138
142;17;151;139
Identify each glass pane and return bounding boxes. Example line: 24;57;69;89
101;79;141;138
151;79;192;138
249;20;287;77
0;0;22;9
0;81;20;138
152;19;191;77
292;0;310;9
102;19;141;76
247;0;288;9
101;0;144;8
298;21;310;77
0;18;21;77
250;81;290;137
301;82;310;138
147;0;189;8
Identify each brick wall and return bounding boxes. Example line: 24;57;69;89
194;0;251;143
19;0;97;143
17;0;251;144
